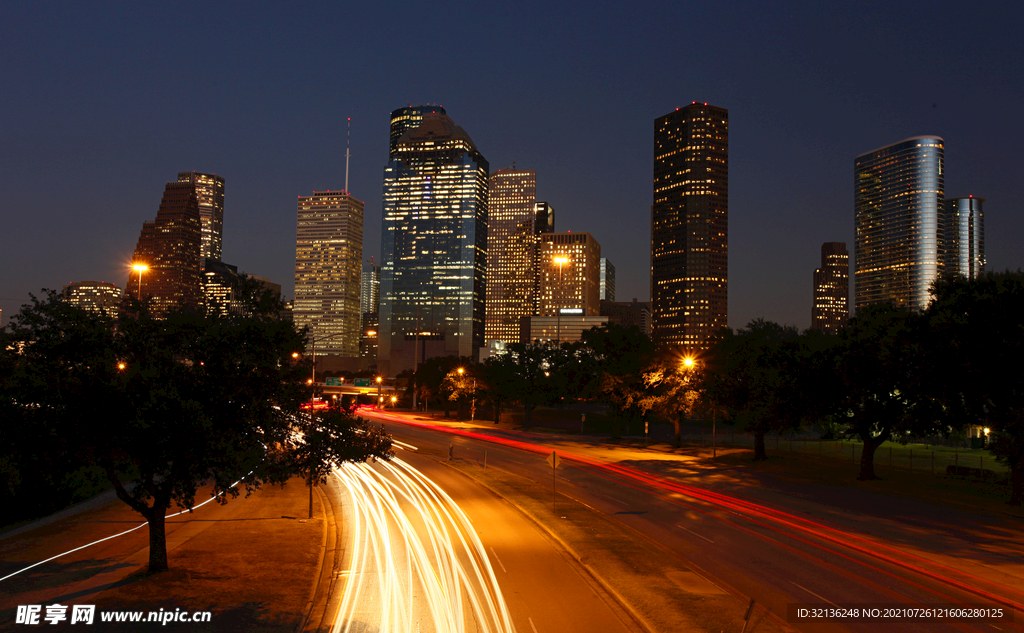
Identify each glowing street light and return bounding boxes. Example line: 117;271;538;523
132;263;149;300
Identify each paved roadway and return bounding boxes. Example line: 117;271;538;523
322;446;636;633
364;409;1024;633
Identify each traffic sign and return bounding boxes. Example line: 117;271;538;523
546;451;561;469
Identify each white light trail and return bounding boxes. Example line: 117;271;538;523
331;457;516;633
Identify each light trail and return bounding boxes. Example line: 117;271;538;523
330;457;516;633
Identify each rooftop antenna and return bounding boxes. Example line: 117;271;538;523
345;117;351;193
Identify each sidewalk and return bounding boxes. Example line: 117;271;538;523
2;478;325;632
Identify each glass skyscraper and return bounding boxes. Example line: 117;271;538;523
943;196;985;279
485;168;538;344
379;109;488;375
177;172;225;262
811;242;849;333
651;103;728;349
854;136;944;312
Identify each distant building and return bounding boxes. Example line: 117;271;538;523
600;258;615;302
63;281;123;316
855;136;944;312
537;232;601;318
379;109;489;375
177;172;225;262
486;168;540;344
600;298;651;338
203;259;244;316
294;191;364;358
520;315;609;345
361;261;380;317
360;312;379;365
652;103;728;348
128;180;203;316
811;242;849;333
944;196;985;279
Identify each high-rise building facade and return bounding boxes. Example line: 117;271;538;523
178;172;225;262
485;168;539;344
388;105;447;160
129;180;202;316
537;232;601;317
379;110;489;375
855;136;944;312
943;196;985;279
600;258;616;302
652;103;728;348
63;281;124;316
361;261;380;317
811;242;850;333
294;191;364;357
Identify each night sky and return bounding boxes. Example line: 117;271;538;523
2;1;1021;331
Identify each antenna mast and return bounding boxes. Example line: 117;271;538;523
345;117;351;193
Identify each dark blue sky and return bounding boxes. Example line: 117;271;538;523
2;1;1021;330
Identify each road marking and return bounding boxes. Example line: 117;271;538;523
528;616;539;633
393;439;418;451
601;493;627;506
490;546;507;573
677;525;714;543
790;581;839;608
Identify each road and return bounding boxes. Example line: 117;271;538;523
322;445;636;633
363;409;1024;633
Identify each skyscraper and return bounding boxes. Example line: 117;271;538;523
63;281;124;316
855;136;944;312
361;260;380;317
600;258;616;302
651;103;728;348
537;232;601;317
485;168;539;344
943;196;985;279
294;191;364;357
811;242;849;333
177;172;225;262
129;180;202;316
379;109;489;375
388;105;447;160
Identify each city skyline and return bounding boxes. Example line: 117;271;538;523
2;2;1021;332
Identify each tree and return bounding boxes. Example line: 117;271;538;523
503;342;559;428
578;324;656;439
706;319;805;460
927;271;1024;503
292;401;393;518
5;283;390;572
831;305;940;480
639;352;702;448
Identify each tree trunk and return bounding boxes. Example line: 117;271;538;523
494;401;501;424
144;508;169;573
1010;459;1024;506
753;430;767;461
858;436;883;480
673;413;682;449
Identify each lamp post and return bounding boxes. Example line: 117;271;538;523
376;375;383;410
553;256;569;343
132;263;149;300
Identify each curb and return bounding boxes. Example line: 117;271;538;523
297;483;332;633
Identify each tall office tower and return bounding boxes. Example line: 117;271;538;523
294;191;364;357
389;105;447;159
485;168;538;344
943;196;985;279
855;136;944;312
537;233;601;317
177;172;225;261
63;281;124;316
651;103;728;348
361;261;380;316
600;258;616;301
380;110;489;375
129;180;202;316
811;242;850;333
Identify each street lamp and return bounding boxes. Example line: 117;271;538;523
376;375;383;409
553;255;569;343
132;263;149;300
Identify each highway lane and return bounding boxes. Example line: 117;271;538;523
325;445;636;633
364;410;1023;633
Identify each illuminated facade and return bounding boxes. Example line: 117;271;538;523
63;281;123;316
485;169;539;344
651;103;728;348
811;242;849;333
178;172;225;261
600;258;615;301
389;105;447;159
294;191;364;357
943;196;985;279
128;180;203;316
537;233;601;318
379;110;489;375
361;261;380;317
855;136;944;312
